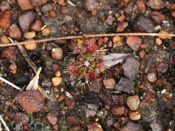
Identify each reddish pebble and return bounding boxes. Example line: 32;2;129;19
46;112;58;125
8;24;21;40
116;22;128;32
2;47;16;61
103;78;116;89
30;0;42;6
139;50;145;58
171;11;175;18
0;1;11;12
0;10;11;30
65;98;75;110
67;115;79;125
18;0;33;10
112;106;127;116
127;36;142;51
14;113;29;124
17;90;44;114
136;0;146;14
57;0;65;6
31;20;43;32
87;122;103;131
52;47;63;60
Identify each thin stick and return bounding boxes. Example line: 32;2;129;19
0;33;175;47
0;115;10;131
0;76;21;90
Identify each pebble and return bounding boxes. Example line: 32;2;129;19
8;24;21;40
87;122;103;131
133;15;154;33
17;90;44;114
151;11;165;24
1;35;10;44
52;77;63;86
158;30;172;40
156;63;168;73
24;31;36;39
31;0;46;7
84;0;100;11
0;10;11;30
66;115;79;125
9;63;17;74
13;113;29;124
2;47;16;61
146;0;165;10
41;27;51;36
57;0;65;6
126;36;142;51
121;121;143;131
31;20;43;32
0;1;11;12
18;0;33;10
112;106;127;116
19;11;36;32
136;0;146;14
55;70;61;77
65;98;75;110
147;72;157;83
52;47;63;60
139;50;145;58
122;57;140;80
156;37;162;45
48;10;57;18
60;6;69;15
116;22;128;32
129;111;141;121
41;3;53;13
46;112;58;125
103;78;116;89
24;39;37;51
115;77;135;94
126;95;140;110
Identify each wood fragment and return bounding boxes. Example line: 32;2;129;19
0;33;175;47
0;115;10;131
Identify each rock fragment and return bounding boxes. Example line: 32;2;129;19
121;121;143;131
17;90;44;114
147;72;157;83
52;47;63;60
126;95;140;110
122;57;140;80
115;77;135;94
18;0;33;10
129;111;141;121
8;24;21;40
87;122;103;131
46;112;58;125
0;10;11;30
146;0;166;10
84;0;99;11
103;78;116;90
126;36;142;51
18;11;36;32
112;106;127;116
13;113;29;124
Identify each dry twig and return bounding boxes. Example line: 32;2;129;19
0;33;174;47
0;115;10;131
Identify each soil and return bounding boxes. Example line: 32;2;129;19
0;0;175;131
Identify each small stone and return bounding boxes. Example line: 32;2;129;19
136;0;146;14
9;63;17;74
0;1;11;12
13;113;29;124
115;77;135;94
17;0;33;10
52;77;63;86
126;95;140;110
121;121;143;131
41;27;51;36
67;115;79;125
158;30;172;40
57;95;64;102
156;37;162;45
122;57;140;80
46;112;58;125
106;15;113;25
60;6;69;15
139;50;145;58
0;10;11;30
53;124;59;131
57;0;65;6
156;63;168;73
116;22;128;32
2;47;16;61
48;10;57;18
129;111;141;121
147;72;157;83
17;90;44;114
41;3;53;13
103;78;116;89
112;106;127;116
1;35;10;44
65;98;75;110
133;15;154;33
24;31;36;39
52;47;63;60
126;36;142;51
55;70;61;77
84;0;99;11
87;122;103;131
24;39;37;51
8;24;21;40
31;20;43;32
151;11;165;24
31;0;43;7
19;11;36;32
146;0;165;10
